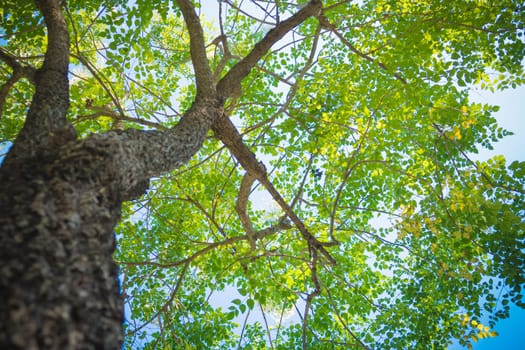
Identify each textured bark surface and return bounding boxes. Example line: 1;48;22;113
0;146;124;349
4;0;72;164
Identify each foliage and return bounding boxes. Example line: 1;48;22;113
1;0;524;348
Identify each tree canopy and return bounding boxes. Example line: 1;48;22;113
1;0;524;349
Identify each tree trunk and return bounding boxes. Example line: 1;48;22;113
0;145;125;349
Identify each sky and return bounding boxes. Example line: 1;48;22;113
469;85;525;163
470;305;525;350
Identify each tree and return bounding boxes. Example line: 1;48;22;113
0;0;524;348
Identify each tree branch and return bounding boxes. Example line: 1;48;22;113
235;171;294;249
36;0;69;74
77;98;223;200
302;249;321;350
216;0;322;101
71;53;125;118
4;0;72;164
223;0;277;26
0;48;36;83
210;3;342;264
259;303;275;349
81;104;166;130
128;262;189;334
175;0;215;99
120;235;245;268
318;14;407;84
212;113;338;265
235;172;257;249
323;285;371;349
0;50;37;118
0;75;17;119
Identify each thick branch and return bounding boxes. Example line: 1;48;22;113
175;0;215;98
210;1;339;264
36;0;69;74
4;0;71;165
81;99;223;200
216;0;322;100
212;115;267;177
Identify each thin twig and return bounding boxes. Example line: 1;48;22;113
235;172;258;249
318;14;407;84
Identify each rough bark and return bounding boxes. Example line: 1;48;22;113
4;0;72;164
0;146;124;349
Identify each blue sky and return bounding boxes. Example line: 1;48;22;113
470;85;525;163
471;305;525;349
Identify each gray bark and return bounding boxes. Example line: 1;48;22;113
0;148;124;349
